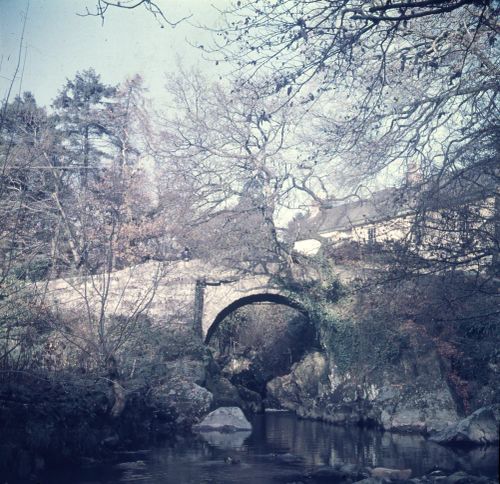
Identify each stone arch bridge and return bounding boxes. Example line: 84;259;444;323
36;259;353;342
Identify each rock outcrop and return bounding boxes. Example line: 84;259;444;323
267;348;460;433
147;328;216;427
430;405;500;445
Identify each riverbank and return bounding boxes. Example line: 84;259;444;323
0;323;213;480
0;374;181;481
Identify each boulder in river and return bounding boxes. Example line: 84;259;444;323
194;406;252;432
430;404;500;445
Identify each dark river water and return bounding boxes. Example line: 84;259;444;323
42;411;498;483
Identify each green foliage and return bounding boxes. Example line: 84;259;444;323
318;309;411;374
12;256;51;282
302;261;499;400
279;255;417;374
318;316;355;372
279;255;344;335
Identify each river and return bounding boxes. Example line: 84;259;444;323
41;411;498;483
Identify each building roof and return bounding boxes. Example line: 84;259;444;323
319;188;409;232
297;187;410;238
296;170;496;239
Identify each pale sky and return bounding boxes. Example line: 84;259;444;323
0;0;231;108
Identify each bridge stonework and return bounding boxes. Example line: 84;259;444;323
36;260;289;340
35;259;354;340
197;274;285;340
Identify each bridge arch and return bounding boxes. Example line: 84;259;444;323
204;291;308;344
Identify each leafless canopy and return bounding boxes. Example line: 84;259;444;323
78;0;189;27
215;0;498;180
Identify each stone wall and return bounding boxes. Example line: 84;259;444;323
34;260;296;339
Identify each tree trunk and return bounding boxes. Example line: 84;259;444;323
106;354;126;418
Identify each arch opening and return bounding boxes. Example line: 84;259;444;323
205;293;307;344
205;293;316;413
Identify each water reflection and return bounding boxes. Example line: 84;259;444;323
247;414;482;474
198;430;252;449
41;412;498;484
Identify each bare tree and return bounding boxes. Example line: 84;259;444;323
212;1;499;279
152;69;313;273
0;75;168;415
78;0;189;27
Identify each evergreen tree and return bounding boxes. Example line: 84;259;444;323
53;69;116;189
